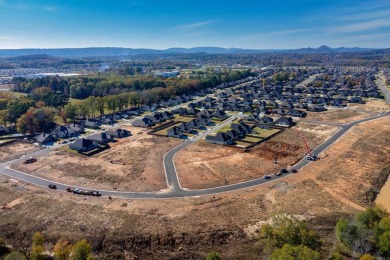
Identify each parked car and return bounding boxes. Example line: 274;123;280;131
275;172;282;176
90;191;101;197
23;158;37;164
48;184;57;189
291;169;298;173
264;175;271;179
280;169;289;173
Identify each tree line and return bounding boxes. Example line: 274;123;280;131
0;232;94;260
12;70;252;100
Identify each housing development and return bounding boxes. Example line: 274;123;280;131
1;0;390;258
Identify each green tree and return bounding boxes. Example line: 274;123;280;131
63;103;78;123
260;214;321;250
4;251;27;260
54;238;71;260
379;231;390;256
206;251;221;260
270;244;321;260
71;240;93;260
30;232;45;260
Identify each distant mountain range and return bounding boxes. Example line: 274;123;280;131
0;45;381;57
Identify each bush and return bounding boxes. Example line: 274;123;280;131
71;239;93;260
4;251;27;260
360;254;375;260
260;214;321;250
54;238;71;260
270;244;320;260
206;251;221;260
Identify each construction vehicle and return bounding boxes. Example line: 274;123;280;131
295;128;317;161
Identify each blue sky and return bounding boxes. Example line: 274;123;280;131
0;0;390;49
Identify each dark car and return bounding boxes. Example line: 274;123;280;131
280;168;289;173
48;184;57;189
291;169;298;173
264;175;271;179
90;191;101;197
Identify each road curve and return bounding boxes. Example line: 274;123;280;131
0;113;388;199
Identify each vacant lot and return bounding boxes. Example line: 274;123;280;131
348;98;390;113
175;123;339;189
12;126;182;192
305;109;372;124
0;141;42;163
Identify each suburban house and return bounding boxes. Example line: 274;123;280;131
0;126;11;136
274;117;294;127
84;119;100;129
167;126;184;138
177;122;193;133
258;116;274;125
67;123;85;134
205;132;234;145
69;138;99;152
35;133;55;145
87;132;112;144
51;126;76;139
349;96;364;104
132;118;155;128
106;129;131;138
198;115;211;126
287;109;306;118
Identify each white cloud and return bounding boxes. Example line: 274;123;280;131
170;20;217;32
44;6;57;13
331;19;390;33
0;36;14;40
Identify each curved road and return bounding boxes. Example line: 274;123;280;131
0;113;388;199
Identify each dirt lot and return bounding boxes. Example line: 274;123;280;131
347;98;390;113
11;126;182;192
0;140;42;163
0;116;388;259
174;123;339;189
305;109;373;124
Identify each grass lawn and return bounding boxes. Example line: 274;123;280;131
68;98;84;105
174;115;195;123
53;115;65;126
242;136;262;143
252;128;280;138
234;141;250;147
11;92;28;98
58;145;79;155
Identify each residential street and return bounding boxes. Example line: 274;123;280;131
0;112;388;199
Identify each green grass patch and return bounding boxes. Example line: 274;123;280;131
174;115;195;122
234;141;251;147
253;128;280;138
242;136;262;143
68;98;84;105
11;92;28;98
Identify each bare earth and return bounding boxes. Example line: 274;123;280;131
0;117;389;259
347;98;390;113
175;123;339;189
305;109;373;124
11;126;182;192
0;141;42;163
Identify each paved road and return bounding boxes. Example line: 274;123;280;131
377;72;390;103
1;112;388;199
